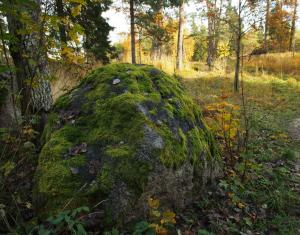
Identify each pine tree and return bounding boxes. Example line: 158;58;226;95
75;0;112;63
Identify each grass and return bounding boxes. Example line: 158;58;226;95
244;52;300;78
180;71;300;234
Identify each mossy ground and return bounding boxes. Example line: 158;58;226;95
35;63;220;222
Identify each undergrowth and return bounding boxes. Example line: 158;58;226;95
181;71;300;234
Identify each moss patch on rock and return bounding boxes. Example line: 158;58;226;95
35;63;221;227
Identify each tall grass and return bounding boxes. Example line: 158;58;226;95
244;52;300;78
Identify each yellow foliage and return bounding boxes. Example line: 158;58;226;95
161;211;176;225
71;5;82;17
65;0;85;4
22;125;38;140
148;198;160;210
149;224;168;235
237;202;246;209
61;45;85;64
147;198;176;234
218;42;230;58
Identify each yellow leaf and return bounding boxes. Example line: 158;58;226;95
223;124;230;132
161;210;176;224
71;5;82;17
223;113;232;122
151;210;161;218
148;198;160;209
237;202;246;209
65;0;85;4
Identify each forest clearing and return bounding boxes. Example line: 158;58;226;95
0;0;300;234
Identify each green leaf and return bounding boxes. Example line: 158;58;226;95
0;65;10;73
104;229;119;235
76;224;87;235
38;225;51;235
197;229;214;235
71;206;89;217
133;221;150;234
50;214;65;225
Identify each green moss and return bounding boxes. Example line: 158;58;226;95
41;113;59;145
147;92;161;103
36;63;220;221
188;128;208;164
105;145;133;158
164;103;175;118
96;164;115;194
157;124;189;167
35;159;85;214
58;125;84;142
55;94;71;110
149;109;157;116
116;159;151;193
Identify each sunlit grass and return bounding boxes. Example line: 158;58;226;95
180;67;300;234
244;52;300;78
182;71;300;116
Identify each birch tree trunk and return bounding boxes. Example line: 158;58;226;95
6;0;53;116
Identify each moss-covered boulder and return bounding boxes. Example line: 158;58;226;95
35;64;221;227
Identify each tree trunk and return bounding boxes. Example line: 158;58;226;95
206;0;214;70
0;73;19;128
289;0;298;52
138;27;142;64
0;21;20;128
206;0;222;70
176;0;184;71
150;9;164;61
214;0;223;59
264;0;270;50
234;0;242;93
6;0;52;116
234;35;241;92
129;0;136;64
151;41;161;61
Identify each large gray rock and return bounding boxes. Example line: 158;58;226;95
34;64;221;227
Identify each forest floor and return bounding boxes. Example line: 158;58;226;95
177;71;300;234
289;117;300;208
289;117;300;141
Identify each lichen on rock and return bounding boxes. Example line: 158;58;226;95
34;63;221;227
